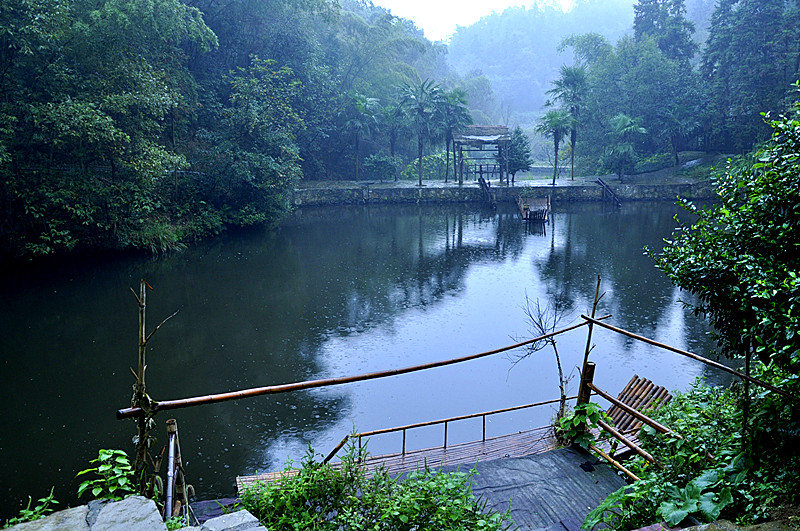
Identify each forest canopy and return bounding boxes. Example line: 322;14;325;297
2;0;799;259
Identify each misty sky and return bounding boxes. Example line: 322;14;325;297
375;0;575;41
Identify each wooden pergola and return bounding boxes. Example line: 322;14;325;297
453;125;510;185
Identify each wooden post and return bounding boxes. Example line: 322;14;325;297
581;275;602;374
458;146;463;185
576;361;596;437
577;361;596;407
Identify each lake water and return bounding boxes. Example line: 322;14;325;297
0;201;727;519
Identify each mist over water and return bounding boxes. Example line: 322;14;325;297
0;202;724;517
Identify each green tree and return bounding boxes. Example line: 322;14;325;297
546;65;587;180
342;92;380;181
535;109;571;186
602;113;646;183
653;89;800;373
701;0;799;151
197;58;304;226
633;0;698;65
400;79;442;186
499;126;532;184
435;88;472;183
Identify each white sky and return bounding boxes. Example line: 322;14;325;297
374;0;575;42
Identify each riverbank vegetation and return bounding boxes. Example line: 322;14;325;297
583;86;800;529
237;445;511;530
531;0;800;181
0;0;481;259
3;0;800;259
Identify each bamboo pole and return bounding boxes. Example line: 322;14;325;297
581;275;603;373
581;315;796;400
588;382;674;436
596;419;659;466
118;318;610;419
589;444;639;481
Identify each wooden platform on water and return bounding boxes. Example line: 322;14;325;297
518;195;550;222
237;425;559;490
236;374;672;529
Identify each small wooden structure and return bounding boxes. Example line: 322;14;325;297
478;176;496;208
453;125;510;185
517;196;550;222
596;178;622;207
594;374;671;456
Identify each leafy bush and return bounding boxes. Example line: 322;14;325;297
238;444;512;530
583;378;800;529
363;154;402;182
77;449;136;501
401;152;448;182
1;488;59;528
557;402;611;448
634;152;673;174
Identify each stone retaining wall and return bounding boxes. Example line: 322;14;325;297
291;181;715;206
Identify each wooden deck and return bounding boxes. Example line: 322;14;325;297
517;196;550;222
237;425;559;491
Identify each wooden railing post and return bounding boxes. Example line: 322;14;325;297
577;361;596;407
576;361;596;436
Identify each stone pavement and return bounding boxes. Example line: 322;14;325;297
7;496;264;531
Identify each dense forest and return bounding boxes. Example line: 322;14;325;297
1;0;799;258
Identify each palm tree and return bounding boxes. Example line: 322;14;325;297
546;65;587;180
535;109;571;186
435;88;472;183
603;113;647;183
343;92;380;181
399;79;442;187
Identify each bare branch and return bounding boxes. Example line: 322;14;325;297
145;309;180;345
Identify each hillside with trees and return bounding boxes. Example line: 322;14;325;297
528;0;800;180
0;0;478;259
2;0;799;259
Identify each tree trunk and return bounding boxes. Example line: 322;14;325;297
552;139;559;186
417;136;424;187
570;128;577;180
444;138;450;183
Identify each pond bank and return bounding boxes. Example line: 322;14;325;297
291;178;715;206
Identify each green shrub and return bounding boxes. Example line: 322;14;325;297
583;378;800;529
634;153;673;174
2;488;59;528
401;152;448;182
363;154;402;182
77;449;136;501
238;444;512;530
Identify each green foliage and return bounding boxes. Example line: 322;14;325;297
501;126;533;180
165;515;186;530
557;402;610;449
1;487;59;528
401;152;448;182
535;109;571;185
634;152;673;174
0;0;464;258
601;113;647;182
652;89;800;372
583;378;800;529
363;153;401;182
77;449;136;501
238;444;512;530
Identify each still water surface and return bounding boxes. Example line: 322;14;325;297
0;201;723;517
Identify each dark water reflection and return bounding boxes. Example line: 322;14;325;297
0;201;725;518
